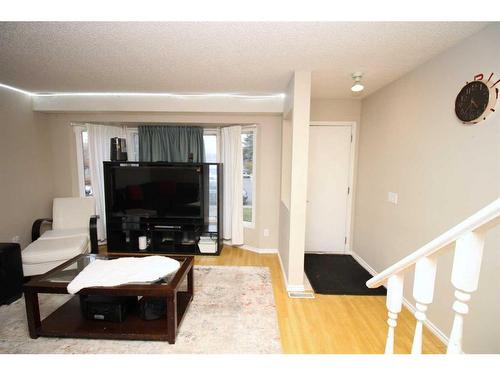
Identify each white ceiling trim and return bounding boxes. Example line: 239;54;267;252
32;92;285;113
0;82;33;96
1;81;284;99
1;81;286;113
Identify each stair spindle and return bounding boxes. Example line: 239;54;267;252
385;273;404;354
447;231;485;354
411;255;438;354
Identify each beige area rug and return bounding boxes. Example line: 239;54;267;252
0;266;282;354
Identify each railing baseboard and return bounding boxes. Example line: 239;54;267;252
402;297;449;347
351;250;379;279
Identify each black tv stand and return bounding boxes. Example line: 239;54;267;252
104;162;223;256
154;225;182;230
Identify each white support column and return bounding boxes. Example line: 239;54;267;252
447;231;486;354
385;273;404;354
411;255;438;354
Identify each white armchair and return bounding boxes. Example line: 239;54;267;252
22;197;99;276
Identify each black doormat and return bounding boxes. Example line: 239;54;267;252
304;254;386;295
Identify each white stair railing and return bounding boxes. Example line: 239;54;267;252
384;273;404;354
366;197;500;354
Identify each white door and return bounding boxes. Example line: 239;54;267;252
306;125;352;253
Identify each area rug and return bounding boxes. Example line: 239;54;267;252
0;266;282;354
304;254;387;295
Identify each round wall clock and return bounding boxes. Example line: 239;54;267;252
455;73;499;125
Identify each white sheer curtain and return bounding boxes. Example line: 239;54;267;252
221;125;244;245
87;124;126;241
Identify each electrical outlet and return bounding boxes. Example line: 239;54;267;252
387;192;398;205
12;235;20;243
263;229;270;237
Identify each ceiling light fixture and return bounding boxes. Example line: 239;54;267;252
351;72;364;93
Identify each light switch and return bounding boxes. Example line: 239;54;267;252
263;229;270;237
388;192;398;204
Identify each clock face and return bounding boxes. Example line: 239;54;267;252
455;81;490;123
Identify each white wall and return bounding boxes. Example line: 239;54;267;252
355;24;500;353
45;111;282;250
0;88;54;248
279;115;293;277
279;72;312;288
310;98;361;123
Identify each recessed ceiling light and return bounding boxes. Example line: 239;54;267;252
351;72;364;92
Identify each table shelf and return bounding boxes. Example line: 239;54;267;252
37;292;192;341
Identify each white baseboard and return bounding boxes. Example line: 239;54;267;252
350;251;378;277
238;245;278;254
305;250;349;255
276;250;305;293
286;284;306;292
350;249;450;348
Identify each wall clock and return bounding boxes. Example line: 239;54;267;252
455;73;499;125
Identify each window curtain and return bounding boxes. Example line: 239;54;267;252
221;125;244;245
138;125;204;162
87;124;126;241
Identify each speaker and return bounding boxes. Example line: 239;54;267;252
139;297;167;320
80;294;137;322
0;243;24;305
110;137;128;161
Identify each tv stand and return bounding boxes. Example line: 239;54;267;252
154;225;182;230
104;162;223;256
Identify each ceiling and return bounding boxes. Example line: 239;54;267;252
0;22;488;99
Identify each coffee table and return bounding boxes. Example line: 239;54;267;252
23;253;194;344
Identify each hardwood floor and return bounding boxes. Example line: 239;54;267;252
102;245;445;354
194;246;446;354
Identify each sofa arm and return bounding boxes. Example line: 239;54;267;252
89;215;99;254
32;218;53;242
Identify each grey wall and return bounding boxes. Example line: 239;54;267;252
355;24;500;353
0;87;54;248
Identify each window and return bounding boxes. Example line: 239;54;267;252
126;128;139;162
203;133;218;162
81;130;93;196
242;127;256;227
74;125;254;227
203;130;219;223
74;125;94;197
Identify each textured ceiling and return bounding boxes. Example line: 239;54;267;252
0;22;488;99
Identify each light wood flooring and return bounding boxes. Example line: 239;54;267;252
102;245;445;354
194;246;446;354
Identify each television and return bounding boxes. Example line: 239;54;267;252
105;163;204;220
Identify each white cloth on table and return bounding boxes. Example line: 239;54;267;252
67;256;180;294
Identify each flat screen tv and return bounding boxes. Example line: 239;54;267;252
105;164;204;220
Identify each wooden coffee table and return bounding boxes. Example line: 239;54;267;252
23;253;194;344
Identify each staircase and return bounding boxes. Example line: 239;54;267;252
366;198;500;354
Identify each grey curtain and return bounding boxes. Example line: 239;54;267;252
138;125;205;162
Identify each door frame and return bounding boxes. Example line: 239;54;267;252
307;121;357;254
